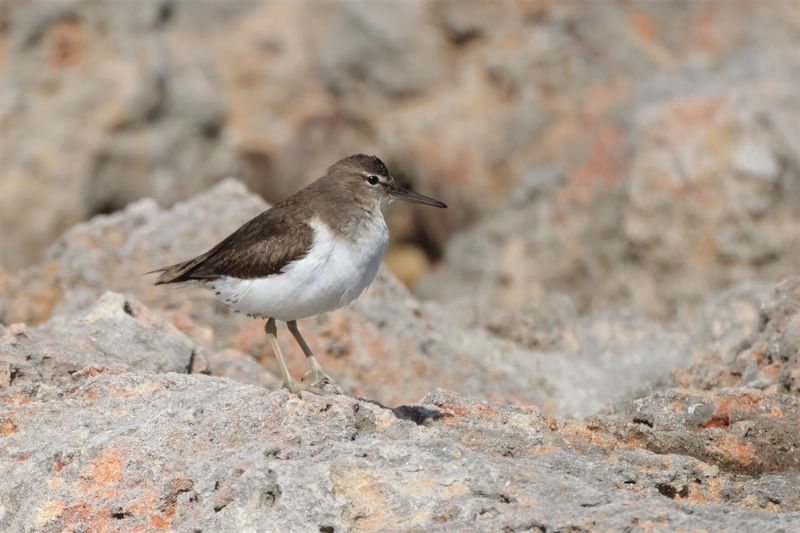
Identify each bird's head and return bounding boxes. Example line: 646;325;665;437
326;154;447;209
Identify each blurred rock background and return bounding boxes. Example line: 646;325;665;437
3;0;800;323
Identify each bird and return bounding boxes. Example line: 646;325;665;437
151;154;447;394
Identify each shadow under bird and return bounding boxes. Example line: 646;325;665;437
151;154;447;394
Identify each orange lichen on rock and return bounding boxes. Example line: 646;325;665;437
0;415;17;436
709;432;757;468
78;448;123;493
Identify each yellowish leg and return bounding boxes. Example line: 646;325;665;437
265;318;324;395
287;320;345;394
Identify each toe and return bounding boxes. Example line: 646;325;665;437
283;380;329;396
313;375;345;395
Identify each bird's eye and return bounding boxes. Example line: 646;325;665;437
365;175;380;185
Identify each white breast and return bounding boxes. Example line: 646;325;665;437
212;215;389;321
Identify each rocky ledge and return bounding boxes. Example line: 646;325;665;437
2;373;799;532
1;182;799;531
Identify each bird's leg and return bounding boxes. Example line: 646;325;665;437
287;320;345;394
264;318;324;395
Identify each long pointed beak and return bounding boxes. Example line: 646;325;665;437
390;184;447;208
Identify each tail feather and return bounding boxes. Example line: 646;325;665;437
152;262;189;285
147;254;214;285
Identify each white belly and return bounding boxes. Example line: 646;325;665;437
212;215;388;321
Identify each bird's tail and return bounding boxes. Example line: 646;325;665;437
146;257;202;285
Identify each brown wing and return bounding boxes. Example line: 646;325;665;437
152;198;314;284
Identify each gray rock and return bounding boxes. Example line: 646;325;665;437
0;292;196;386
0;0;243;268
677;277;800;397
1;377;798;532
589;388;800;476
419;59;800;323
314;1;444;103
451;293;693;416
700;282;774;364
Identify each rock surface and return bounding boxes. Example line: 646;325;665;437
2;373;799;531
0;292;198;387
676;278;800;398
419;76;800;322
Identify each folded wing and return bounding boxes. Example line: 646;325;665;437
151;200;314;284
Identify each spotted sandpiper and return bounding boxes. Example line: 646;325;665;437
151;154;446;394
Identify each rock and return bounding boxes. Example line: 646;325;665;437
434;0;504;45
442;293;693;416
0;0;242;268
676;278;800;396
0;179;266;326
476;293;579;351
314;1;444;103
0;292;196;386
1;376;798;531
0;266;7;306
619;82;800;320
420;75;800;322
699;282;774;366
205;347;281;391
588;388;800;476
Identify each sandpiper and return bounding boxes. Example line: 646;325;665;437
151;154;446;394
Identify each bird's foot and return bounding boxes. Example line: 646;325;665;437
282;379;327;396
301;369;345;395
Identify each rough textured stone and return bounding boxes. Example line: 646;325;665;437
677;278;800;397
418;58;800;322
0;292;197;386
0;179;266;325
1;376;798;532
588;389;800;476
0;0;242;267
314;1;444;103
